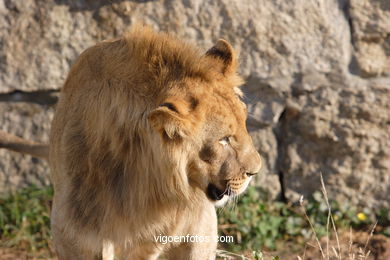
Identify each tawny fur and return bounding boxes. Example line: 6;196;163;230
2;26;262;260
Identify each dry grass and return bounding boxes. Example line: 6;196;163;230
297;173;377;260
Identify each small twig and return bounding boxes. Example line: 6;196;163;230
306;242;319;249
216;249;251;260
348;227;354;260
332;246;339;258
326;205;330;260
300;195;325;258
320;173;341;260
302;243;307;260
363;221;377;254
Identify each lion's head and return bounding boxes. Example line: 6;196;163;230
148;39;262;206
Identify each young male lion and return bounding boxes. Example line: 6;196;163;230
1;27;261;259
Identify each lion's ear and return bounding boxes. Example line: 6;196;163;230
205;39;238;75
148;102;190;140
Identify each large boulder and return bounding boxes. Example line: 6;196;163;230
279;74;390;208
0;0;352;93
0;0;389;208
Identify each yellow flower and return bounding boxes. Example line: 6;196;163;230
357;212;366;221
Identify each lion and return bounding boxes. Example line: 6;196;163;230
0;27;261;260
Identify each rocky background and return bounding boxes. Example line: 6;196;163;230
0;0;389;209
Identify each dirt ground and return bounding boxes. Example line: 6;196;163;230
0;248;55;260
278;232;390;260
1;232;390;260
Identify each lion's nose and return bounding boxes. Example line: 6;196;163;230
254;152;262;173
246;151;262;175
240;145;262;176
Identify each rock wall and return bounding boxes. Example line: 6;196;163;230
0;0;389;208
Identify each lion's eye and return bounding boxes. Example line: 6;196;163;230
219;136;231;146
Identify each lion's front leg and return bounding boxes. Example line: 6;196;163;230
51;224;103;260
165;239;218;260
165;203;218;260
51;196;104;260
119;242;162;260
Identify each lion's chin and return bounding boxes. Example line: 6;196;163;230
213;195;229;208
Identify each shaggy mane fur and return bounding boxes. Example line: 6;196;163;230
123;27;214;81
51;27;218;249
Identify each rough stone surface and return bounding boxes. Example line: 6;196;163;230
280;75;390;208
0;103;53;193
0;0;389;208
350;0;390;77
0;0;351;93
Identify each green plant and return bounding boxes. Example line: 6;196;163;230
218;185;389;254
218;187;296;252
0;185;53;252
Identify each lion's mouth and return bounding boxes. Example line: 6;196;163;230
207;184;226;201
